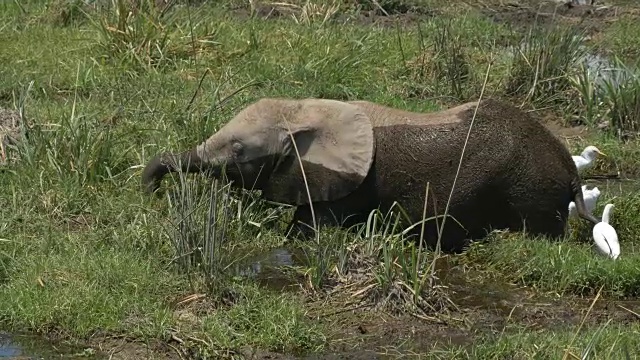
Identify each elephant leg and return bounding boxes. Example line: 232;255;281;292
285;204;339;240
285;206;315;240
507;202;567;240
285;202;368;241
413;188;496;253
420;215;475;254
524;211;567;240
501;178;569;240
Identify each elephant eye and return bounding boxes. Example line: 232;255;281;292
232;141;244;156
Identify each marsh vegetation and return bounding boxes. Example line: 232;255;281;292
2;0;640;358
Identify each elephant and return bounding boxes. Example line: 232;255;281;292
141;97;599;253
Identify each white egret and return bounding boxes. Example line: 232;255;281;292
568;185;601;219
572;145;606;172
592;203;620;260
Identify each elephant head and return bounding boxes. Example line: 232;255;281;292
141;98;375;205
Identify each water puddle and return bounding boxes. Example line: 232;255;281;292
230;244;524;309
0;332;98;359
232;245;521;315
501;37;637;96
581;52;636;95
586;177;640;195
230;247;304;291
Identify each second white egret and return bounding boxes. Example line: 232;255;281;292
568;185;601;219
592;203;620;260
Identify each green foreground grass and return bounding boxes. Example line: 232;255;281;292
2;0;640;358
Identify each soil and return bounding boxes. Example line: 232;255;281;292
484;1;624;34
209;275;639;359
290;265;639;359
16;274;638;360
228;0;639;34
124;250;635;360
87;337;178;360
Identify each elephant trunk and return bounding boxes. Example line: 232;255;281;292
141;148;205;194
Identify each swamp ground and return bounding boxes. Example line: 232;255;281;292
2;0;640;358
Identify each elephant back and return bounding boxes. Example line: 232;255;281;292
348;100;478;128
479;99;578;174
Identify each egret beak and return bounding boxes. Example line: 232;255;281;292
595;148;607;156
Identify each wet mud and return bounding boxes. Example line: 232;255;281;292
8;224;638;359
227;0;639;35
0;333;189;360
481;0;633;35
0;332;98;359
230;246;305;291
226;247;640;359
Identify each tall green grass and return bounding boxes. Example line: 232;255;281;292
164;171;286;284
88;0;220;69
506;24;588;108
569;55;640;133
404;18;472;101
599;57;640;133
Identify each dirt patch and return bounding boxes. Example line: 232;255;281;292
43;260;639;360
514;105;598;143
63;213;95;231
264;253;638;359
483;1;625;35
228;1;438;28
330;313;469;349
336;10;436;28
188;246;639;358
88;337;178;360
300;306;608;358
302;286;639;359
543;119;592;140
536;110;597;144
51;287;640;360
230;3;300;20
0;107;26;167
453;286;640;334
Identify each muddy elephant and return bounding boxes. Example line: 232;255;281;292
141;97;599;253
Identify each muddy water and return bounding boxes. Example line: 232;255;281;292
233;245;520;314
585;177;640;195
230;247;304;291
0;332;98;359
434;256;516;312
582;52;636;97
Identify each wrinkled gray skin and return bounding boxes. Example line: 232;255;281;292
142;98;599;253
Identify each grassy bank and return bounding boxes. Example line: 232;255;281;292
1;0;640;358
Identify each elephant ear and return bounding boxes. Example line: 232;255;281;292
262;99;374;205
